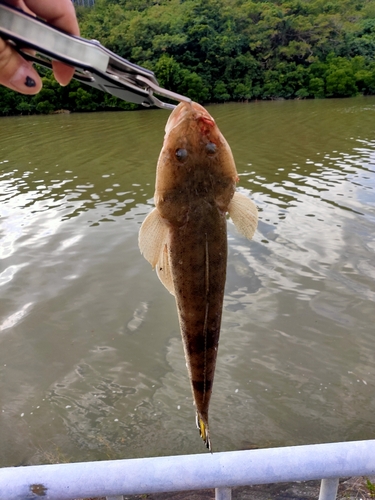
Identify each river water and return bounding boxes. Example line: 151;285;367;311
0;97;374;466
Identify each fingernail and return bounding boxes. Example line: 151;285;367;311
9;63;41;93
25;76;36;88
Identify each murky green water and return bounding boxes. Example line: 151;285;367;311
0;97;374;466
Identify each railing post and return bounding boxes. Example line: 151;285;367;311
318;478;339;500
215;486;232;500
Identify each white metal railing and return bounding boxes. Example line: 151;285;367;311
0;440;374;500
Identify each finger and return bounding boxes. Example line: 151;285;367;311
4;0;79;34
0;38;42;94
29;0;80;85
6;0;80;85
52;60;75;87
6;1;35;16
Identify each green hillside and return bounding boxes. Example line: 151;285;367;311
1;0;375;114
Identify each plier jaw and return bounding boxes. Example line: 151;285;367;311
0;1;191;110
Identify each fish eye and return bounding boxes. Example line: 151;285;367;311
205;142;217;155
175;148;188;161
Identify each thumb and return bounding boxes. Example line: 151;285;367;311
0;38;42;94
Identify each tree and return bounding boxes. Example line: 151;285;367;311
2;0;375;115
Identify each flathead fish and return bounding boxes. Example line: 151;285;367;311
139;101;258;451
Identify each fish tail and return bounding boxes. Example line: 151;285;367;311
196;412;212;452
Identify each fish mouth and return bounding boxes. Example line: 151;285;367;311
165;101;193;135
165;101;216;136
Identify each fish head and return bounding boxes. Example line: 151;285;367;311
155;101;238;220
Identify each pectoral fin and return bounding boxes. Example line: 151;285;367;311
228;191;258;240
138;208;174;295
156;242;174;295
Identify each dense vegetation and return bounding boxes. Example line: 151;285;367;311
1;0;375;115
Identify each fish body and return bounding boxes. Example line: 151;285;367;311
139;101;258;450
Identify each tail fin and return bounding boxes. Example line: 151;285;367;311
196;413;212;452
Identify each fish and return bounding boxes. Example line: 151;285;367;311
139;101;258;451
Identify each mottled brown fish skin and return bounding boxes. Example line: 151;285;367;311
155;102;238;449
169;205;227;430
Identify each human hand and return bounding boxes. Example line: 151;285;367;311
0;0;79;94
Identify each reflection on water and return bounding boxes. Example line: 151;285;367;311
0;97;375;466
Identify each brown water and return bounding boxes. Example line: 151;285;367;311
0;97;374;467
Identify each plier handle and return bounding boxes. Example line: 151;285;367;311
0;1;191;109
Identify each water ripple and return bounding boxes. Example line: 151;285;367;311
1;98;375;465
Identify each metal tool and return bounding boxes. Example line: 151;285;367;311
0;1;191;109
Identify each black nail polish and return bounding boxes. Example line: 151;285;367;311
25;76;36;88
